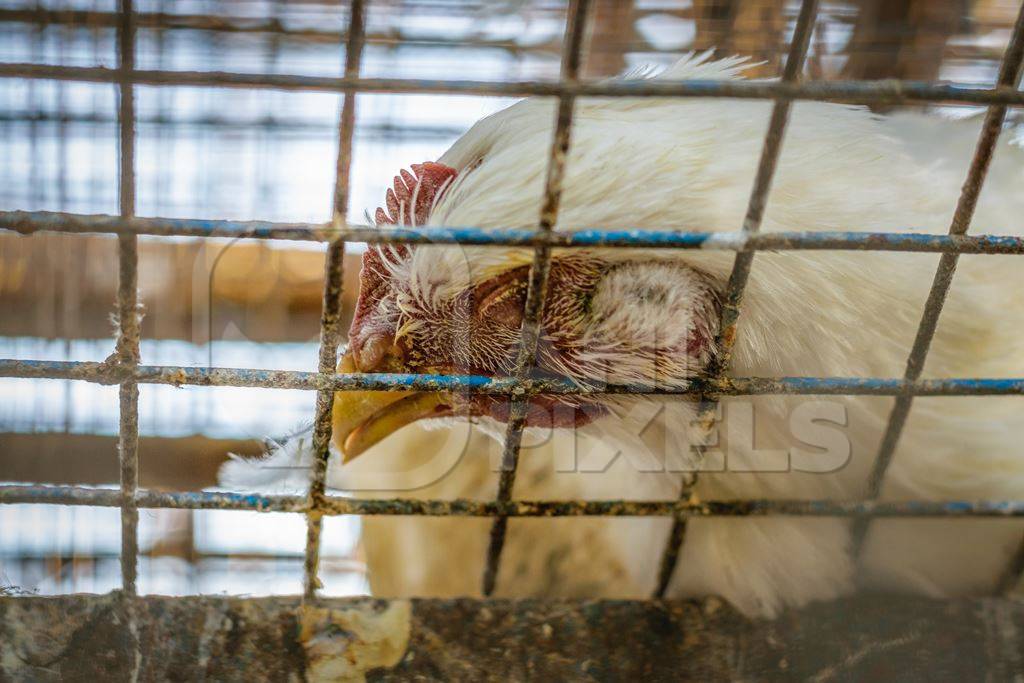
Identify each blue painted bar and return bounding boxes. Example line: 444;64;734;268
2;210;1024;253
2;358;1023;397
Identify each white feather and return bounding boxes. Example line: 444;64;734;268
219;426;329;494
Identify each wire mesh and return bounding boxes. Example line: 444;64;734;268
0;0;1023;604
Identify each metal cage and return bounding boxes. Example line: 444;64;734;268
2;0;1024;678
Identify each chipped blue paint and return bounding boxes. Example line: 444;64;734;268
1;359;1023;396
3;211;1024;253
773;377;1024;395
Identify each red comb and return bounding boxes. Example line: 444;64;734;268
374;161;458;227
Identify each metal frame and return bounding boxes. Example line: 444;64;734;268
1;0;1023;605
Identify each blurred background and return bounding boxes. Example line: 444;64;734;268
1;0;1022;597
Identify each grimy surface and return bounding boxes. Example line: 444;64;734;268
0;594;1022;681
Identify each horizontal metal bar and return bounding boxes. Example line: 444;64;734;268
4;211;1024;254
2;359;1023;397
2;62;1024;106
0;485;1021;518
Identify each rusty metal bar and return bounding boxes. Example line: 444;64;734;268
3;359;1024;397
716;0;824;367
998;537;1024;593
654;0;821;599
2;485;1023;518
852;2;1024;563
482;0;594;597
3;62;1024;106
6;210;1024;254
303;0;366;603
110;3;141;678
113;0;141;603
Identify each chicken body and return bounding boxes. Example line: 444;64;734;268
224;56;1024;617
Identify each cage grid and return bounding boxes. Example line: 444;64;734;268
0;0;1023;620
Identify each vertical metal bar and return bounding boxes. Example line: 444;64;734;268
114;0;142;678
998;538;1024;594
481;0;594;597
653;0;820;598
719;0;821;368
852;2;1024;558
115;0;140;599
302;0;366;602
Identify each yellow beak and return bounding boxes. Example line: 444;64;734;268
331;351;455;461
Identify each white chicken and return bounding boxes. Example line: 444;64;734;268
222;54;1024;618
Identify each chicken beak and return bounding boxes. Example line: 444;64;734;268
331;350;456;462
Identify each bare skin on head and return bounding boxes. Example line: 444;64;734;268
332;162;721;460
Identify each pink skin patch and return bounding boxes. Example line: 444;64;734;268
480;394;607;429
358;159;601;428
